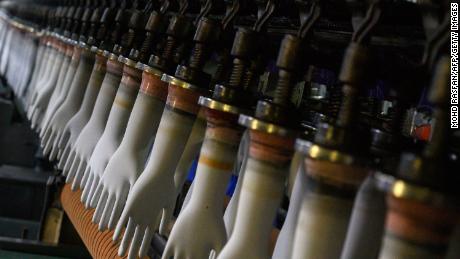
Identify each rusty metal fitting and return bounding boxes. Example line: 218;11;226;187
95;7;117;51
276;34;302;71
230;28;258;59
174;64;211;89
338;43;374;88
134;10;168;63
70;5;84;41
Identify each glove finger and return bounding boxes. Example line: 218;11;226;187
62;148;76;174
159;206;173;236
127;225;145;259
92;190;108;224
80;164;91;189
114;205;130;242
99;194;115;231
71;160;86;191
118;218;135;256
139;227;153;259
108;194;125;230
88;176;102;208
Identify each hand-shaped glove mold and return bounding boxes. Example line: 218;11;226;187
25;41;49;107
29;45;55;103
272;152;307;259
28;39;64;116
58;56;123;173
41;47;95;159
291;188;354;259
339;174;386;259
163;113;242;259
29;46;64;129
115;83;202;259
89;68;168;229
12;33;37;99
222;129;249;237
173;109;207;214
36;47;73;132
66;61;141;190
217;130;294;259
38;46;76;134
28;46;53;108
217;157;287;259
27;46;59;120
291;157;367;259
23;38;46;103
52;53;107;161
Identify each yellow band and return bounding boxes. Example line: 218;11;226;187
198;155;234;171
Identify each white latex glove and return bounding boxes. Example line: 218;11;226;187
163;127;240;259
114;107;197;259
29;50;64;129
5;31;36;97
67;67;141;190
272;152;307;259
291;190;353;259
40;47;87;156
39;47;76;134
54;54;107;161
89;88;165;229
58;57;123;173
43;49;96;158
223;129;249;237
28;44;58;106
36;51;71;126
23;39;45;102
29;45;53;103
28;48;58;119
25;42;48;107
340;174;386;259
217;157;287;259
19;36;38;98
174;110;207;214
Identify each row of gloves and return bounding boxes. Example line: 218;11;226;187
2;12;460;259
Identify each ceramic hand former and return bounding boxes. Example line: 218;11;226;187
291;158;367;259
67;64;141;191
114;106;198;259
28;48;60;122
217;157;287;259
41;48;94;159
60;57;123;180
37;48;74;134
223;130;249;237
29;49;64;129
218;127;295;259
272;153;307;259
26;44;54;108
90;73;167;229
173;110;207;210
53;54;107;161
164;124;241;259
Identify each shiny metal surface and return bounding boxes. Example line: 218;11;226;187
161;73;201;91
238;114;296;137
198;96;241;115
